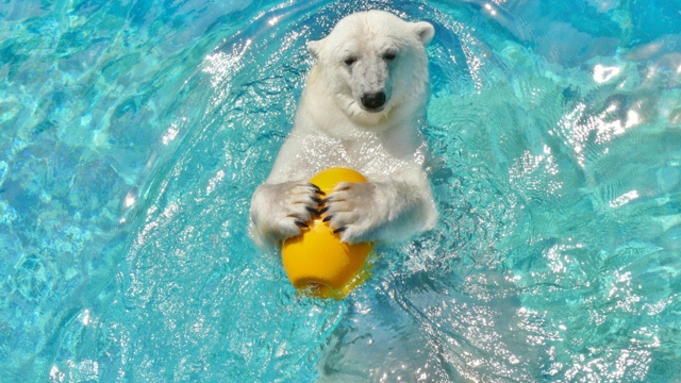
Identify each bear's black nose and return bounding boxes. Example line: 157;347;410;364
361;92;386;111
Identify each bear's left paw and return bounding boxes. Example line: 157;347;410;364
322;181;386;243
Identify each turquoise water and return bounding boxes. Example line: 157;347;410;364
2;0;681;381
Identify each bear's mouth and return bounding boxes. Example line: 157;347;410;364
361;105;385;113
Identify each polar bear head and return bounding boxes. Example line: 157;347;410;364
306;10;435;129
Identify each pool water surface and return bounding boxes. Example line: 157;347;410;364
1;0;681;381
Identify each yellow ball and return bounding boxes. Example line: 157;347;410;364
281;167;374;299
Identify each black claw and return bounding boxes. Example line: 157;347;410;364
311;195;323;204
333;227;347;234
306;206;321;216
295;220;309;228
318;206;329;215
322;215;333;223
308;183;326;196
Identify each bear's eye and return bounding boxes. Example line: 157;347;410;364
344;56;358;66
382;51;397;61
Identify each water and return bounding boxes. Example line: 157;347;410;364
1;0;681;381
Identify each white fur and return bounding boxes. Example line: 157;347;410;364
250;10;437;249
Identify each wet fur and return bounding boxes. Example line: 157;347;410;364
250;10;437;249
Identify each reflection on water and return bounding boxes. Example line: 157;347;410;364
1;0;681;381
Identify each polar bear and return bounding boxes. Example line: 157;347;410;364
250;10;437;250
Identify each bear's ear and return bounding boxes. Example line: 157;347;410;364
307;40;322;60
412;21;435;45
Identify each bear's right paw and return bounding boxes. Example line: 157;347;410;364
250;181;325;248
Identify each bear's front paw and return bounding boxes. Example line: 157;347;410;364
322;181;386;244
250;181;325;248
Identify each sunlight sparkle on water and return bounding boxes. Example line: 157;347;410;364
593;64;621;83
609;190;639;208
162;122;181;145
268;16;280;26
203;39;252;90
124;193;136;208
484;3;498;17
81;309;91;326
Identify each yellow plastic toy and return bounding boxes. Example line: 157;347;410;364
281;167;374;299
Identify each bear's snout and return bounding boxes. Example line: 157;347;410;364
360;91;386;111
